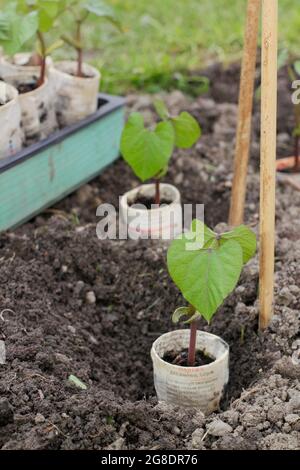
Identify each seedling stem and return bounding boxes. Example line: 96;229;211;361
188;314;198;367
155;179;160;205
37;30;47;87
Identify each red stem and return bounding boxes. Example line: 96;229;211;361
36;31;47;87
155;179;160;205
188;320;198;367
294;135;300;172
76;22;83;77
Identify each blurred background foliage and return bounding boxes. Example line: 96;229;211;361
1;0;300;94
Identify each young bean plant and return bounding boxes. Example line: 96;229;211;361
18;0;66;86
61;0;121;78
0;1;66;87
120;100;201;205
0;3;38;58
167;220;256;366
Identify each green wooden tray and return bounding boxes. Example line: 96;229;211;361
0;93;125;232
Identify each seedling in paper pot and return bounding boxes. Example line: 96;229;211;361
61;0;122;78
167;220;256;366
0;1;66;87
120;99;201;205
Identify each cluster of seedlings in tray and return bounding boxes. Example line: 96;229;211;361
0;0;121;158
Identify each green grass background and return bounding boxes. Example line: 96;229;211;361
2;0;300;94
75;0;300;94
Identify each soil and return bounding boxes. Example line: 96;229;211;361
69;72;95;79
163;349;215;367
129;195;173;210
17;81;39;95
0;62;300;450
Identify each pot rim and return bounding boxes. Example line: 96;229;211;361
151;329;229;371
0;81;19;109
1;53;46;73
53;60;101;81
120;183;181;214
18;76;49;99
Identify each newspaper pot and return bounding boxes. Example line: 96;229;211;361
120;183;182;240
0;93;124;232
0;53;53;81
0;54;57;144
51;61;101;127
0;81;23;160
151;330;229;413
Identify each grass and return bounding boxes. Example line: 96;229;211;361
81;0;300;94
2;0;300;94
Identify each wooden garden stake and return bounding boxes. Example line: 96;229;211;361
259;0;278;330
229;0;260;226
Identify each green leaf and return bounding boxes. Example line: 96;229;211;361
277;49;288;70
172;306;191;323
171;112;201;149
220;225;257;263
294;60;300;77
0;9;39;55
68;374;87;390
120;112;175;182
190;219;216;248
82;0;122;30
154;99;169;121
167;225;244;321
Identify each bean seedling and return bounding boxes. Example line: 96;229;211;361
61;0;121;78
167;220;256;366
0;1;66;87
120;100;201;205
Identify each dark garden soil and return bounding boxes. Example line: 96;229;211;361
129;195;173;209
16;82;38;95
163;349;215;367
0;63;299;450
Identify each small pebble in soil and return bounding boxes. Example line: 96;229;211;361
86;291;96;305
207;419;233;437
0;398;14;426
34;413;46;424
190;428;205;449
163;348;215;367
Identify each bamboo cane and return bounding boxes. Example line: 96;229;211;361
229;0;260;226
259;0;278;330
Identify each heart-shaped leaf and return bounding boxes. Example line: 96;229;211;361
82;0;122;30
220;225;257;263
294;60;300;77
0;10;38;55
171;112;201;149
120;112;175;182
154;99;169;121
167;227;243;321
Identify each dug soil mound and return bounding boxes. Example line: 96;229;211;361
0;64;299;450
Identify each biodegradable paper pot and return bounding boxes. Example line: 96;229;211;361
51;61;101;127
0;53;53;81
151;330;229;413
0;55;57;144
0;82;23;160
18;77;57;145
120;183;182;240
